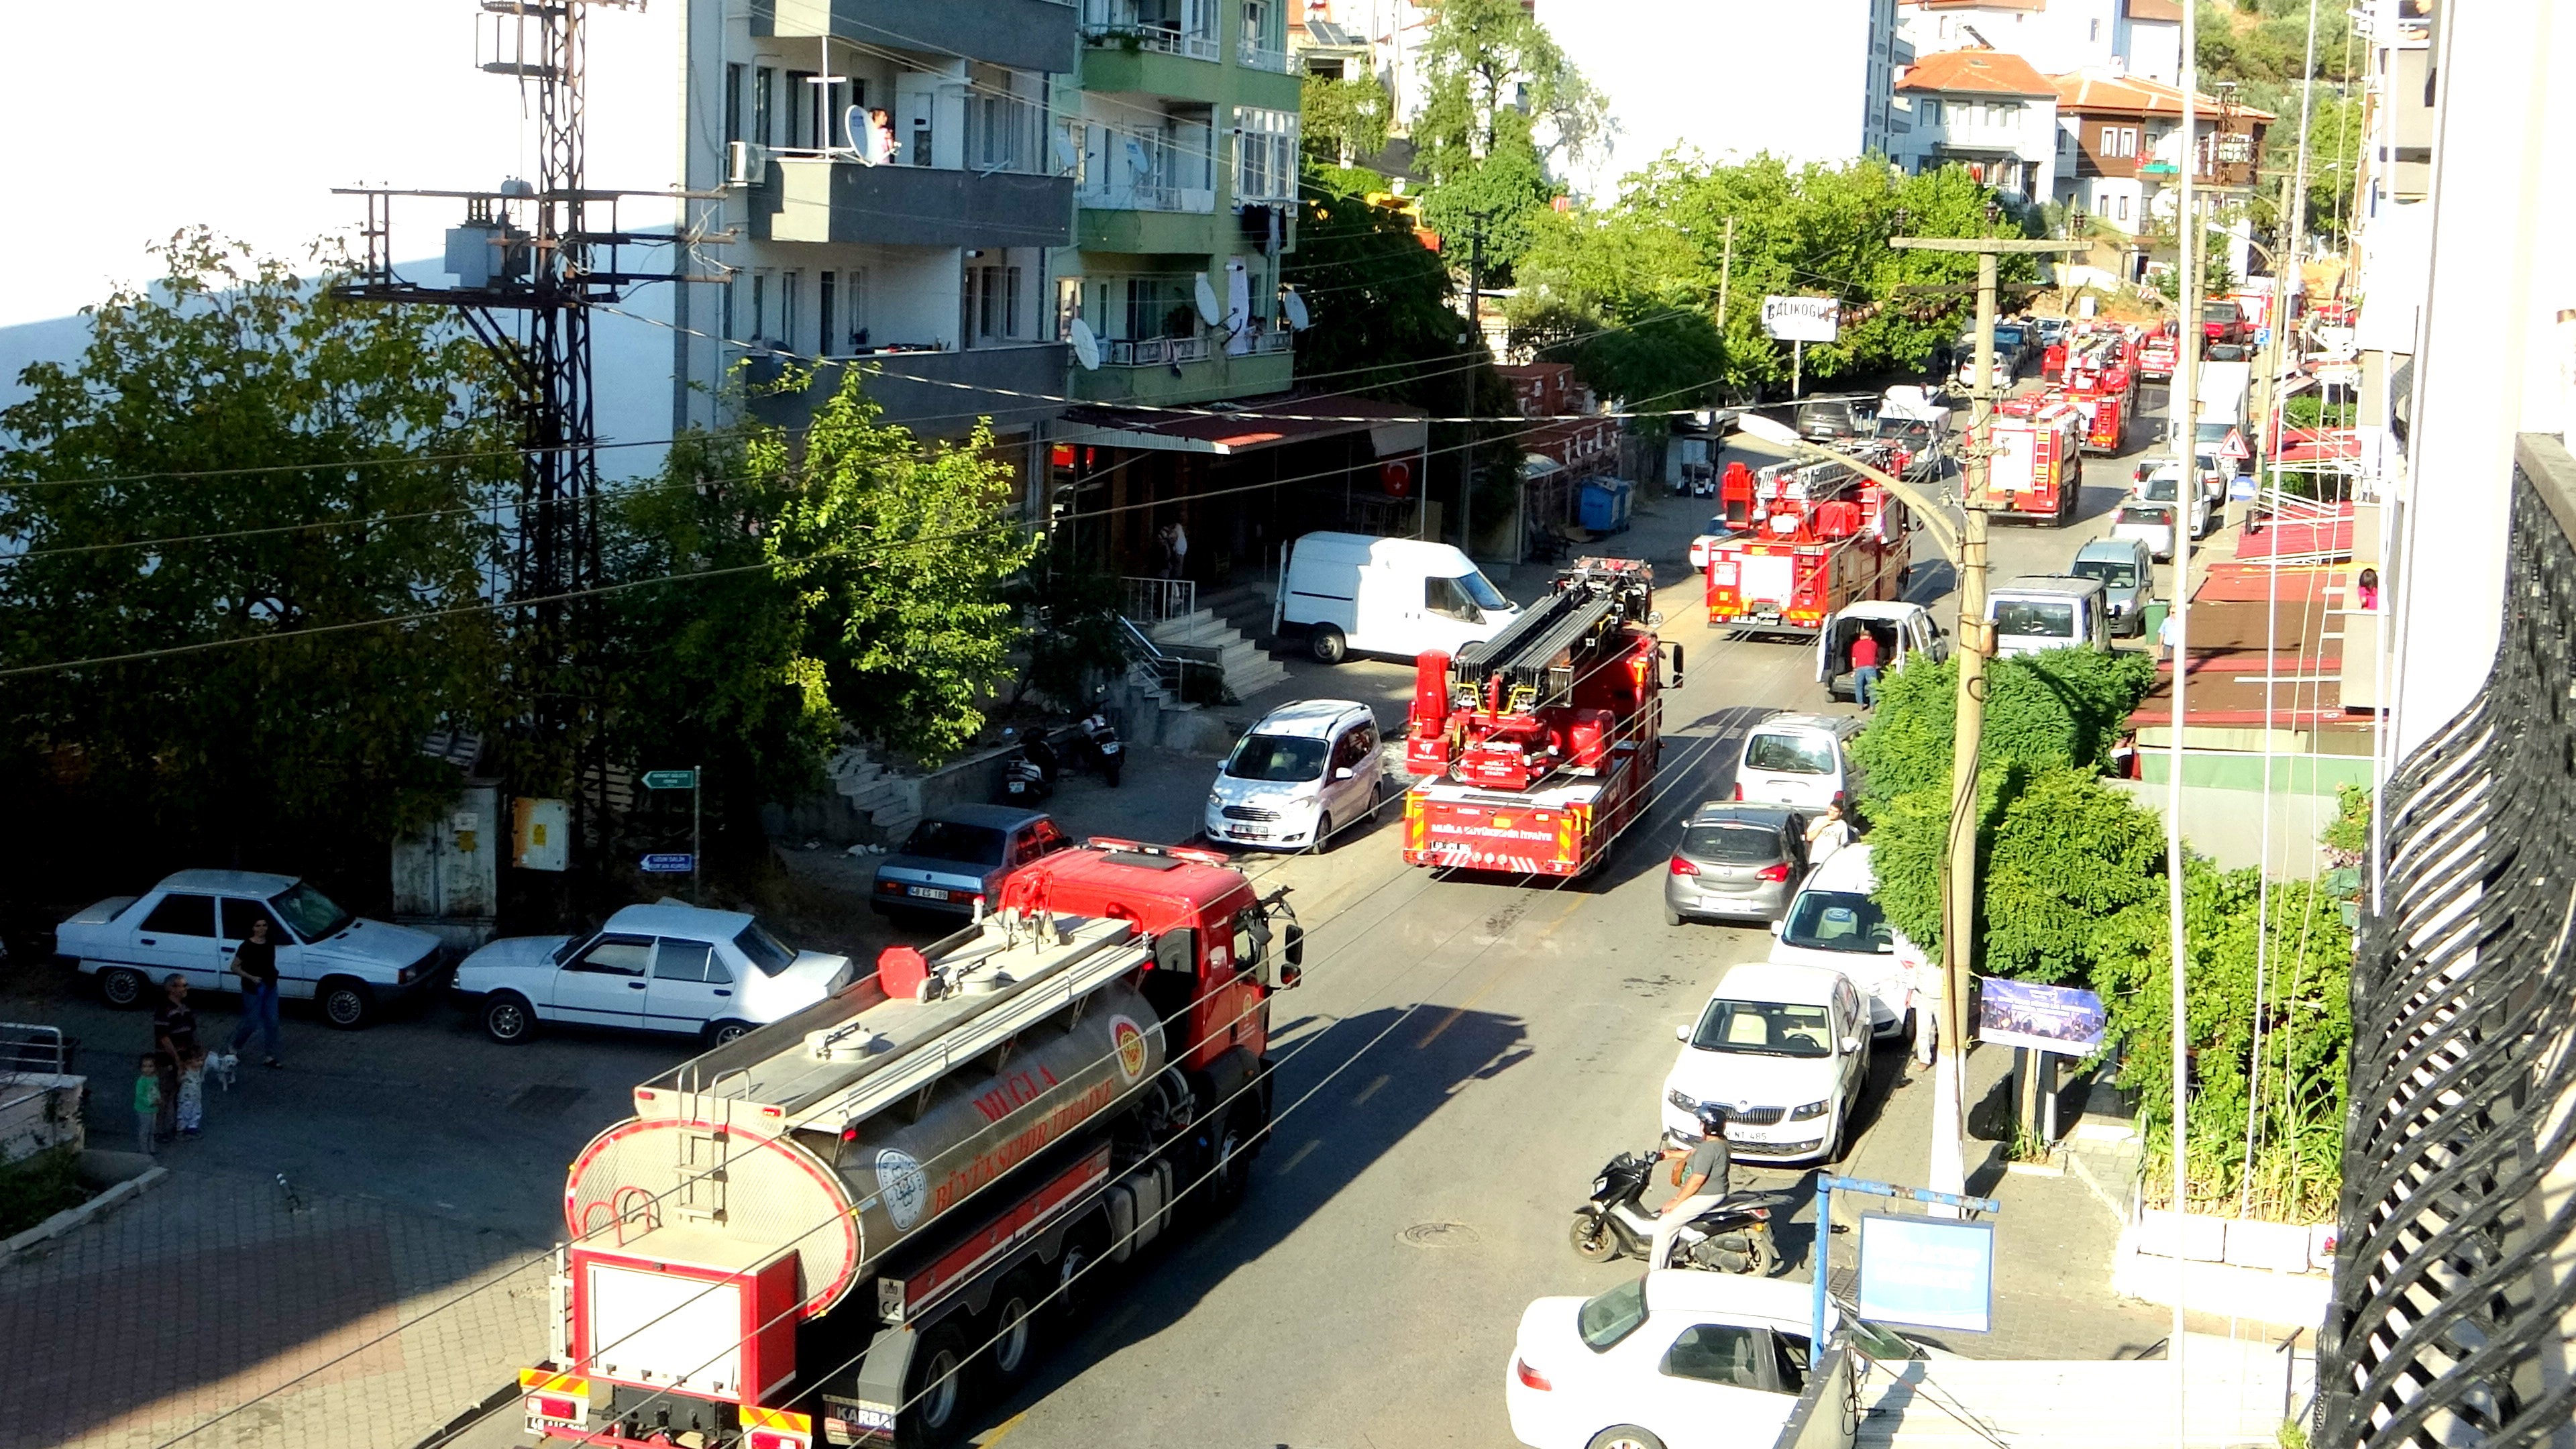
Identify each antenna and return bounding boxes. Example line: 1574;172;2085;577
1194;274;1224;327
1069;318;1102;372
1281;287;1310;331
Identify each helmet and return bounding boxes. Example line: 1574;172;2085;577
1694;1104;1729;1136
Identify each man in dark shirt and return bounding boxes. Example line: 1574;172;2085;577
227;915;284;1067
152;975;198;1133
1651;1107;1735;1269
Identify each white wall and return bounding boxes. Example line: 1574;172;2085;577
2116;17;2182;84
1896;0;2116;76
0;1;685;474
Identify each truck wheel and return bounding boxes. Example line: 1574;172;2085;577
900;1325;973;1449
1308;625;1347;664
483;993;537;1044
1210;1102;1265;1210
984;1269;1046;1387
99;967;149;1009
320;977;375;1030
1587;1427;1669;1449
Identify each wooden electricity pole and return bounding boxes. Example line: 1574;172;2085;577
1890;233;2086;1206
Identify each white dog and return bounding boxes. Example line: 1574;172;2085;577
205;1050;239;1091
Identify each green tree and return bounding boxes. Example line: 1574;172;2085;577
1302;72;1393;169
1411;0;1607;274
0;229;512;878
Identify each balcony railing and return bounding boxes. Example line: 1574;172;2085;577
1081;21;1221;60
1104;335;1210;366
2317;433;2576;1449
1237;38;1292;72
1250;327;1293;355
1077;178;1217;213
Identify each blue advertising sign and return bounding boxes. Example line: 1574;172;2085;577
1976;975;2108;1055
641;853;696;873
1857;1213;1996;1332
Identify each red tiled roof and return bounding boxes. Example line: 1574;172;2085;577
1906;0;2049;11
2052;71;2277;120
2125;0;2183;21
1898;49;2059;97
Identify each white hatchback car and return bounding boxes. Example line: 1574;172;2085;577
1767;844;1929;1047
1506;1272;1840;1449
1661;962;1870;1165
1204;699;1385;852
451;903;853;1045
1733;713;1864;812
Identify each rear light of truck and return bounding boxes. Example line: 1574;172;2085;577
525;1392;585;1430
1668;856;1698;877
748;1432;810;1449
1515;1358;1554;1391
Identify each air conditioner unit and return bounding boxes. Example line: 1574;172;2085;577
727;141;769;187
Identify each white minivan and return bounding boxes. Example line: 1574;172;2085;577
1985;575;2112;657
1204;699;1386;851
1275;531;1520;663
1816;601;1948;704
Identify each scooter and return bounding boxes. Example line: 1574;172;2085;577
1073;711;1124;787
996;732;1059;804
1568;1148;1779;1275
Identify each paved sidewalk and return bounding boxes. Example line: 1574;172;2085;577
0;1165;544;1449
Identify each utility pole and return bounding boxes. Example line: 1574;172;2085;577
1461;219;1486;559
1717;217;1736;352
334;1;724;869
1888;234;2086;1210
2166;6;2204;1424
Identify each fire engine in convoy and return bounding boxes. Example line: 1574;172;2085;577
1704;453;1912;637
1400;557;1680;876
1983;398;2086;525
515;841;1302;1449
2058;331;2138;453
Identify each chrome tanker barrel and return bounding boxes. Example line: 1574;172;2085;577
562;911;1166;1321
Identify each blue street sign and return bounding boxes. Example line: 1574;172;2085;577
2231;476;2260;501
1856;1213;1996;1332
641;853;696;873
2256;325;2273;347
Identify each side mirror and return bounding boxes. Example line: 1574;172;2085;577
1283;922;1305;969
1334;767;1354;782
1769;919;1786;937
1675;1022;1693;1042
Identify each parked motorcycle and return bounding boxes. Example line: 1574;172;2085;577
996;731;1059;804
1568;1148;1779;1275
1073;710;1124;788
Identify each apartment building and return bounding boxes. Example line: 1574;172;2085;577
671;0;1079;475
1896;0;2181;85
1888;49;2062;202
2051;72;2271;237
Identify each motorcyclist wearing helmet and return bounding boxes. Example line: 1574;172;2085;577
1650;1107;1734;1269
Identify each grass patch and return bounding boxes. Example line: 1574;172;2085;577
0;1144;90;1240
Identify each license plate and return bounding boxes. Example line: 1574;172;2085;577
1233;828;1269;841
906;886;949;900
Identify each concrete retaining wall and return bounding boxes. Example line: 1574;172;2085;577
2104;777;2337;877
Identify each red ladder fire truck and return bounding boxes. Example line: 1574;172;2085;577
513;841;1301;1449
1399;557;1680;876
2059;331;2137;453
1703;453;1912;637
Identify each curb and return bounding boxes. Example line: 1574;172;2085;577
412;1380;522;1449
2;1164;168;1261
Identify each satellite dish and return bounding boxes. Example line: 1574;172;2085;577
1069;318;1102;372
1194;274;1224;327
1281;288;1310;331
1051;130;1079;174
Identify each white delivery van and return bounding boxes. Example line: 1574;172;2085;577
1986;574;2112;657
1816;600;1948;704
1273;531;1521;663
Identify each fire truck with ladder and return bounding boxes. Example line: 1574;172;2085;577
1703;453;1912;637
513;840;1301;1449
2057;331;2137;453
1985;395;2086;525
1399;557;1680;876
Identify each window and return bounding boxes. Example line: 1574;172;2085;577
725;64;745;146
841;267;870;352
1994;101;2022;123
1425;575;1483;622
219;900;284;941
733;923;800;978
1577;1278;1651;1352
1661;1324;1771;1390
782;271;802;352
1780;890;1897;955
787;70;816;148
819;272;836;356
1230;107;1298;202
754;65;776;148
141;894;217;937
1744;732;1835;775
1992;599;2078;638
2123;127;2140;156
722;274;738;342
900;819;1010;867
1921;99;1942;124
2116;193;2131;221
570;935;654;976
2098;125;2117;155
751;270;771;342
1679;822;1786;865
653;939;724;983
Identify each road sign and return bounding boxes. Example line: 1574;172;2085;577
1760;294;1841;343
641;769;698;790
2231;476;2260;502
2218;428;2249;461
1857;1212;1996;1332
641;853;696;873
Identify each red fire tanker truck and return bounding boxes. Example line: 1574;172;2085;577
1704;455;1912;637
514;841;1301;1448
1400;557;1680;876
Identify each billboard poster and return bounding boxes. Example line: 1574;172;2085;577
1856;1213;1995;1332
1761;294;1841;343
1975;975;2108;1056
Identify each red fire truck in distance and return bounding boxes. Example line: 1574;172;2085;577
1704;453;1911;637
1401;558;1679;877
515;841;1301;1449
1983;400;2087;525
2059;331;2137;453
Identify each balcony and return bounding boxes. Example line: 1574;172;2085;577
749;342;1071;437
1237;37;1292;73
756;0;1077;74
2316;432;2576;1449
1081;19;1221;62
1073;341;1291;405
764;158;1073;250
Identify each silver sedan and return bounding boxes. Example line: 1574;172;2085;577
1663;804;1808;926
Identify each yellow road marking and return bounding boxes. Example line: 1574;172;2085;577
1350;1074;1390;1108
977;1411;1029;1446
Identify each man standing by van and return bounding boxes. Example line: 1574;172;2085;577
1848;629;1883;708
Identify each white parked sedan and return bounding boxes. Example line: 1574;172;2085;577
1660;962;1871;1165
451;903;853;1045
1506;1272;1840;1449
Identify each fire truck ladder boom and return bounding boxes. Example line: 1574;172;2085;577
1452;574;1644;706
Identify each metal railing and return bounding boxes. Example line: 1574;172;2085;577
1250;327;1293;355
1104;335;1210;366
1081;20;1222;60
2317;433;2576;1449
1237;39;1292;72
0;1023;74;1118
1120;576;1196;625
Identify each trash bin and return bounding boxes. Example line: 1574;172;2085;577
2141;600;2170;641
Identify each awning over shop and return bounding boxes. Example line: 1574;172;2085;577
1057;392;1430;458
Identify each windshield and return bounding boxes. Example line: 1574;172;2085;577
1225;733;1331;783
1577;1277;1651;1352
2072;558;2141;589
1781;889;1896;954
1454;572;1509;611
1680;822;1786;864
2140;474;2179;502
1743;733;1835;775
2203;303;2241;323
1875;418;1933;443
1992;600;2076;638
1692;998;1835;1057
1993;325;2025;345
901;819;1008;866
733;922;800;977
268;881;352;942
2119;504;2174;527
2194;421;2231;443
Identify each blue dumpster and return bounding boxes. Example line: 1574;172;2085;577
1578;476;1634;534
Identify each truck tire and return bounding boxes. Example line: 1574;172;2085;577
320;977;375;1030
1587;1428;1669;1449
1308;625;1347;664
483;992;537;1044
900;1324;973;1449
983;1269;1046;1388
99;967;149;1009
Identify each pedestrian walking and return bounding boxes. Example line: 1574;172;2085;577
151;974;198;1135
133;1056;162;1155
2158;608;2182;664
1848;629;1883;708
175;1049;206;1138
227;915;284;1067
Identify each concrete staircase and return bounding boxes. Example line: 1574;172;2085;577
824;747;919;843
1144;583;1288;702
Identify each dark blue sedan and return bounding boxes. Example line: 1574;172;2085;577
870;805;1071;919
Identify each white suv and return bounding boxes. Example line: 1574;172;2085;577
1205;700;1385;852
1733;712;1863;812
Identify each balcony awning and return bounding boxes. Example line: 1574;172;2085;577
1057;391;1430;458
